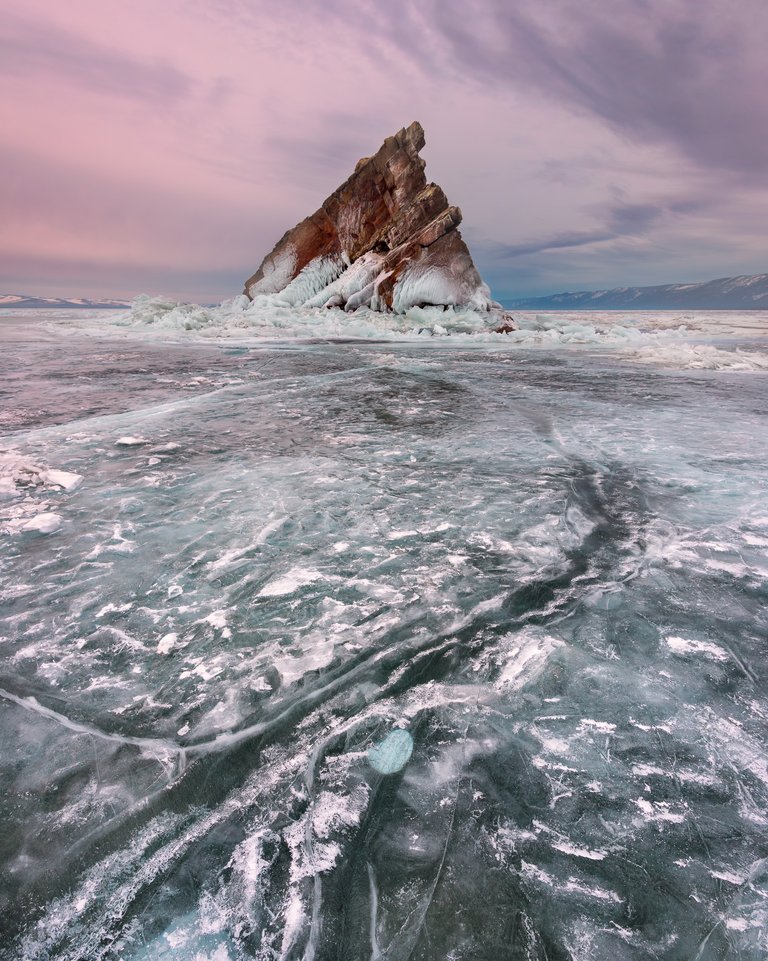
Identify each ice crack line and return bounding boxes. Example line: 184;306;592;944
0;687;185;771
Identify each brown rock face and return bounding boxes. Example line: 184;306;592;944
243;122;495;314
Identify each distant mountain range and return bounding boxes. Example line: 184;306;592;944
507;273;768;310
4;272;768;312
0;294;131;309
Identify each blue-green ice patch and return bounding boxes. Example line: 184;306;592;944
368;728;413;774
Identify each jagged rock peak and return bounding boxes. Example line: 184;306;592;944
243;122;496;315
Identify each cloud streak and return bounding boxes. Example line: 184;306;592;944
0;12;192;102
391;0;768;177
492;203;663;258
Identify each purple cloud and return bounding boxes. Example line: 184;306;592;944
416;0;768;177
1;0;766;301
0;12;192;102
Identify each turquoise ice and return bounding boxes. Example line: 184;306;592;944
367;728;414;774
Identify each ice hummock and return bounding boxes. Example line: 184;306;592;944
41;295;768;367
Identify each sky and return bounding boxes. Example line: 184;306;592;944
1;0;767;303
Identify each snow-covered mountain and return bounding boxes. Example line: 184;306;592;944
508;273;768;310
0;294;131;309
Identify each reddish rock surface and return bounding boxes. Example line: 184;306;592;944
243;122;500;316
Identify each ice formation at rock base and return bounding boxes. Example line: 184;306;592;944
243;122;511;325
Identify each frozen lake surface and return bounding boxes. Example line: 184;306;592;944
1;306;768;960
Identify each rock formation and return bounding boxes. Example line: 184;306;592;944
244;122;506;319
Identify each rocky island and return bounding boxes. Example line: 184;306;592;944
244;122;512;326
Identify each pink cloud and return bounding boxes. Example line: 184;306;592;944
2;0;767;302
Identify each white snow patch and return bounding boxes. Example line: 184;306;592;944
631;763;719;787
157;633;178;655
578;719;617;735
259;568;324;597
495;629;562;691
273;637;335;686
629;344;768;371
665;635;729;661
205;610;229;630
709;869;746;885
520;861;622;903
115;436;148;446
633;798;687;823
549;840;607;861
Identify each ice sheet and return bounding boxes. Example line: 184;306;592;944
2;308;768;961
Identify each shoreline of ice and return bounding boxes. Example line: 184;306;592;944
26;297;768;372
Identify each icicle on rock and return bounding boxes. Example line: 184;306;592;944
243;121;514;325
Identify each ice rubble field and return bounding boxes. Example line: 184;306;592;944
29;294;768;371
1;305;768;960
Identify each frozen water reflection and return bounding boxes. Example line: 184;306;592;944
1;311;768;959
